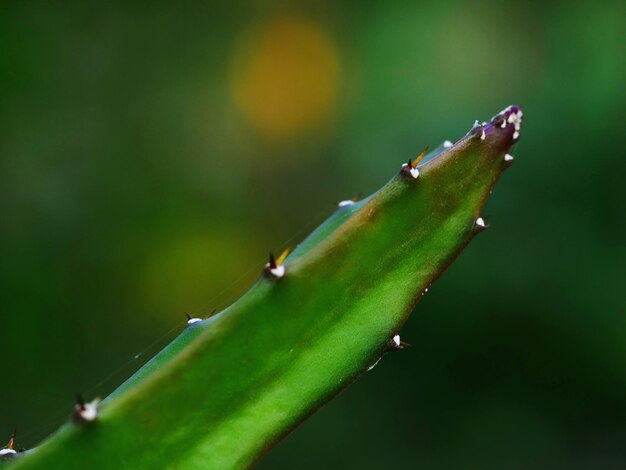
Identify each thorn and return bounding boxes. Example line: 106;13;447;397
0;430;16;456
505;106;523;140
443;140;453;148
337;192;361;207
73;395;100;423
412;146;429;167
401;159;420;179
390;334;411;350
504;153;514;163
184;312;203;325
265;248;290;279
206;308;218;319
401;146;429;180
474;217;489;231
275;247;291;266
491;113;505;127
267;264;285;279
471;121;484;139
507;110;520;123
480;128;486;140
337;194;361;208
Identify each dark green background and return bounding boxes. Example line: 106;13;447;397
1;1;625;468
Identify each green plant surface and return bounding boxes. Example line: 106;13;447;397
4;106;522;469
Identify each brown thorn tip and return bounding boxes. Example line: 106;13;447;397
76;394;85;409
275;247;291;266
412;146;430;167
268;252;276;269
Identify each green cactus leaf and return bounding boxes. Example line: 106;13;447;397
4;106;523;469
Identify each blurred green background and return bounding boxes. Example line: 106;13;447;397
1;1;625;468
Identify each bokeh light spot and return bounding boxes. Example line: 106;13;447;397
231;15;341;140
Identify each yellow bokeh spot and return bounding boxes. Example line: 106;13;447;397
231;15;341;140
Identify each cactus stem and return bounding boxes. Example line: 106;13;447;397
0;431;16;456
73;395;100;423
184;312;203;325
7;105;522;469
